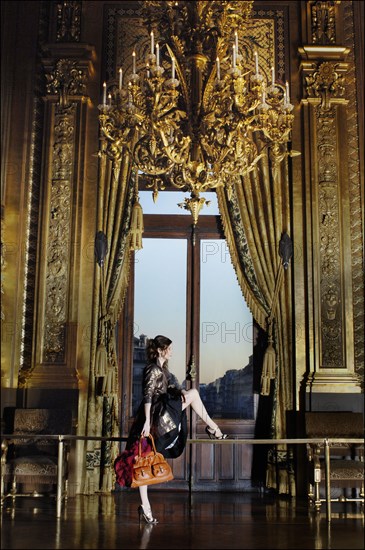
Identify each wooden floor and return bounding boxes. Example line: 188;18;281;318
1;490;364;549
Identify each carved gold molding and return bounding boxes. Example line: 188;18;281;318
43;106;75;363
46;59;87;109
318;152;342;366
343;1;364;388
308;1;340;45
56;1;81;43
1;215;5;322
305;61;345;111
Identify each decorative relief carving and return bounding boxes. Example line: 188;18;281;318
43;105;75;363
310;1;337;44
323;283;339;321
320;229;338;276
317;110;343;368
18;9;46;384
305;61;345;111
56;1;81;42
52;116;74;177
1;217;5;321
343;1;364;386
46;59;87;109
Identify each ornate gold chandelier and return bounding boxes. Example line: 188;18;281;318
98;1;294;225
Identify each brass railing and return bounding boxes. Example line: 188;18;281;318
1;434;363;521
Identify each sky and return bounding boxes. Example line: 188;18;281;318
134;192;253;385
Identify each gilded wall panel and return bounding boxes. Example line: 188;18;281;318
102;3;287;89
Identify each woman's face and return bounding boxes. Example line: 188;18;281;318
160;344;172;361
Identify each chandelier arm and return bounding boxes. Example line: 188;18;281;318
162;137;191;166
165;42;190;114
202;36;226;114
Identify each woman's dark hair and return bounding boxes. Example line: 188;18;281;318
146;335;172;364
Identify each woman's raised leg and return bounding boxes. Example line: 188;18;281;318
182;388;227;438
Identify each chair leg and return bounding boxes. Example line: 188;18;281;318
314;468;321;510
10;476;17;497
0;475;4;504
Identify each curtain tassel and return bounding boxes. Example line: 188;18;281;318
95;341;108;377
260;374;271;396
263;340;276;378
130;197;144;250
260;320;276;396
102;365;116;395
260;342;276;396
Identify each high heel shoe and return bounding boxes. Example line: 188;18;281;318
138;505;158;525
205;426;229;440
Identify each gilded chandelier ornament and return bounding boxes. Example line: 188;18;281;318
98;1;294;224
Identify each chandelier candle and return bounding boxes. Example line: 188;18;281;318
156;43;160;67
216;57;220;81
172;56;175;80
119;68;123;89
150;31;154;54
102;82;106;105
285;81;290;103
271;66;275;86
254;51;259;75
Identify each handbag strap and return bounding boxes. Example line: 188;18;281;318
138;433;157;456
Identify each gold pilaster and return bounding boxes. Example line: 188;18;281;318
24;42;95;389
299;6;361;394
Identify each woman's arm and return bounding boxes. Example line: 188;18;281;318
141;402;152;436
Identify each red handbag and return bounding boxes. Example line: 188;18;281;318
131;434;174;488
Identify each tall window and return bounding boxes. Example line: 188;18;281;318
128;191;253;419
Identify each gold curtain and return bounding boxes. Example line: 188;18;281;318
82;143;135;494
217;145;295;495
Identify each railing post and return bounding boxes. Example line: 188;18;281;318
56;437;64;518
324;438;331;522
1;439;8;504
